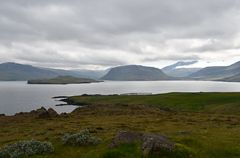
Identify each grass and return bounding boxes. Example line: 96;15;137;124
100;143;142;158
0;92;240;157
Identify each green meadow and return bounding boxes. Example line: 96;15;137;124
0;92;240;158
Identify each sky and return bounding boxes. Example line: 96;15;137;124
0;0;240;70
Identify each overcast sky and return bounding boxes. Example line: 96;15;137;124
0;0;240;69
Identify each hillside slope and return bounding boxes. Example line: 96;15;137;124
101;65;173;81
0;62;108;81
190;61;240;80
0;62;57;81
220;73;240;82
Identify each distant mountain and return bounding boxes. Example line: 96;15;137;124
162;61;198;71
190;61;240;80
2;61;240;82
219;74;240;82
0;62;58;81
162;61;200;77
0;62;108;81
101;65;173;81
45;68;107;80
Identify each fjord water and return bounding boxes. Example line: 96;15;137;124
0;81;240;115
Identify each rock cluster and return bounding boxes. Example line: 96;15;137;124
30;107;59;118
14;107;62;118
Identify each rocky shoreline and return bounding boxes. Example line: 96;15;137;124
13;107;69;118
0;93;156;117
0;96;77;117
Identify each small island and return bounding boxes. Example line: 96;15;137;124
27;76;102;84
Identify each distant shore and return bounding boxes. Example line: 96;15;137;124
27;76;103;85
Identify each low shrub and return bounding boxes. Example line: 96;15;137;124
62;129;101;146
0;140;54;158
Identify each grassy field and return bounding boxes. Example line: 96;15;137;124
68;92;240;114
0;92;240;158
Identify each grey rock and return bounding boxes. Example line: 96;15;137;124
36;107;49;118
142;134;175;156
111;131;175;157
47;108;59;117
110;131;143;148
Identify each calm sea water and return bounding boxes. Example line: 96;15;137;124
0;81;240;115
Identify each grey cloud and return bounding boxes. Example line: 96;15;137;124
142;54;200;62
1;0;239;41
0;0;240;68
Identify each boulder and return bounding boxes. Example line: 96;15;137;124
111;131;175;157
110;131;143;148
36;107;49;118
47;108;59;117
142;134;175;156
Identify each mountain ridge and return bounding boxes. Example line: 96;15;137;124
189;61;240;80
0;62;58;81
219;73;240;82
1;61;240;82
0;62;107;81
162;61;200;77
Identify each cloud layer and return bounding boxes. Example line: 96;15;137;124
0;0;240;69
